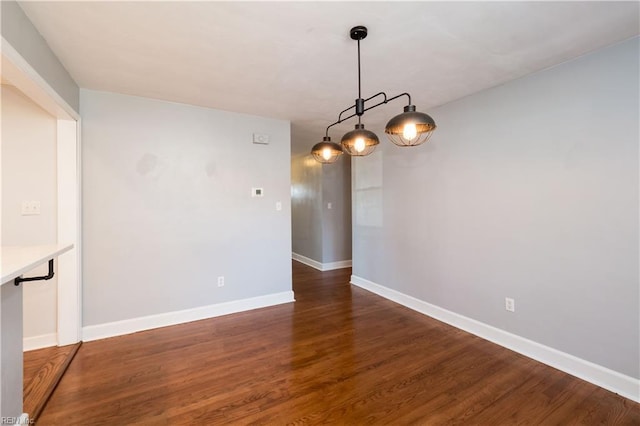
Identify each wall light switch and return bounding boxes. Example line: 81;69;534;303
252;188;264;197
276;201;282;211
21;201;41;216
327;202;332;210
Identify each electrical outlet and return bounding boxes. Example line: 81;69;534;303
217;276;224;287
505;297;515;312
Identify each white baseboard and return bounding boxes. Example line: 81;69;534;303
292;253;323;270
23;333;58;352
292;253;352;271
323;259;353;271
350;275;640;403
15;414;29;425
82;291;295;342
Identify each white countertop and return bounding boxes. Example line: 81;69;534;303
1;243;74;285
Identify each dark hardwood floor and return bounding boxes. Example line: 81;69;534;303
38;261;639;424
23;342;81;422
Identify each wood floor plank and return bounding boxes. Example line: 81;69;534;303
24;346;60;388
23;342;82;422
38;261;639;425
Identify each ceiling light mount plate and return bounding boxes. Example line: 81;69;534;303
350;26;368;41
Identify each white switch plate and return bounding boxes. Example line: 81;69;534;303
327;202;332;210
505;297;515;312
217;276;224;287
252;133;270;144
251;188;264;197
21;201;41;216
276;201;282;211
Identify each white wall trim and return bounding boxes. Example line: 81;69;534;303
14;413;29;425
1;37;79;120
292;253;352;271
56;118;82;346
23;333;57;352
292;253;323;270
350;274;640;403
82;291;295;342
323;259;353;271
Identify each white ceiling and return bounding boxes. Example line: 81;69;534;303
19;1;639;153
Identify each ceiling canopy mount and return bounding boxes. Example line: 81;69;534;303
350;25;368;41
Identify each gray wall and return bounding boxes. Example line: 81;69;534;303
352;37;639;378
322;157;352;263
291;154;323;262
81;89;292;326
1;1;79;113
291;153;352;264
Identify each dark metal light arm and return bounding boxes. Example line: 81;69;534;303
336;92;387;123
337;104;356;122
362;92;410;114
326;91;413;136
383;92;411;107
325;110;359;136
325;119;348;137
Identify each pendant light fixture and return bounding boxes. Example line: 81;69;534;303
342;122;379;156
310;26;437;163
311;136;343;164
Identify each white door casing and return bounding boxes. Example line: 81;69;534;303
2;38;82;345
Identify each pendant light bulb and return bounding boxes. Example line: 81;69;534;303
354;137;366;153
322;147;332;161
403;123;417;141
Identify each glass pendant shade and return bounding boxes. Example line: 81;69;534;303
385;105;437;147
311;137;343;164
341;124;379;156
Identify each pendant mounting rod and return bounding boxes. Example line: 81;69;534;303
351;26;367;115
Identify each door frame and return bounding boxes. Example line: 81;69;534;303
2;38;82;345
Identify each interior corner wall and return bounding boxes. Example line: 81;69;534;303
291;154;323;262
1;85;58;341
1;1;80;113
352;37;639;379
321;156;352;263
80;89;292;326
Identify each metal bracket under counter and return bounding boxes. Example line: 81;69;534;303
14;259;54;286
1;244;73;286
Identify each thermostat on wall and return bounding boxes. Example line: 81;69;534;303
253;133;270;145
252;187;264;197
